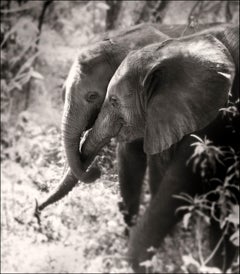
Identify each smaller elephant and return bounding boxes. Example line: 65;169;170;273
80;25;239;272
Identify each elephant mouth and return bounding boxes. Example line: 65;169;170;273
116;129;130;142
79;129;112;169
116;125;142;143
116;134;128;142
80;123;123;167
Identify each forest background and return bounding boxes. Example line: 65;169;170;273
1;1;239;273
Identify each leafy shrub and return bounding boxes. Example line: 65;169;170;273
177;103;240;273
1;2;44;157
139;103;239;273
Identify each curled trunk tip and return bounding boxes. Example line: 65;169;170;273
34;168;78;214
33;165;101;220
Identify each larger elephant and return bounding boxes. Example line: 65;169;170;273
36;23;223;219
79;24;239;272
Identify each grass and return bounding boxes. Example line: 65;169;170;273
1;114;203;273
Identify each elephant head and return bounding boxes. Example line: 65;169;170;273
81;32;236;166
62;43;111;181
61;25;171;181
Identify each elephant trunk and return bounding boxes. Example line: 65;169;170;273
80;106;119;166
81;128;112;167
33;99;101;217
34;165;100;215
62;106;101;182
34;103;120;217
35;168;76;214
33;111;100;216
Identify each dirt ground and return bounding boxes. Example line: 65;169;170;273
1;119;202;273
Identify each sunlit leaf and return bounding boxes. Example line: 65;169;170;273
140;259;153;268
230;230;240;246
95;2;110;10
226;205;240;226
199;265;222;273
30;70;44;80
183;212;192;229
182;254;200;268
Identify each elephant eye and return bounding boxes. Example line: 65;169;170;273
86;92;99;103
109;95;119;107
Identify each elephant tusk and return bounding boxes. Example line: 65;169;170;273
218;71;232;79
79;128;92;153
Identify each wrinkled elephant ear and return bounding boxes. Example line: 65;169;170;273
142;34;235;155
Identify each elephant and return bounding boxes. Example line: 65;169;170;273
35;22;225;220
78;24;239;272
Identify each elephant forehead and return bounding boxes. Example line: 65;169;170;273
66;60;109;94
106;78;120;98
109;53;140;86
65;59;82;91
116;58;131;78
107;64;128;94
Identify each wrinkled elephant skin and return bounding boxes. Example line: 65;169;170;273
37;23;223;212
81;25;239;272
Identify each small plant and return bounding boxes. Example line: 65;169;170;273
187;134;226;178
175;125;239;273
140;247;162;273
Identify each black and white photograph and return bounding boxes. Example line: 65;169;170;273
1;0;239;273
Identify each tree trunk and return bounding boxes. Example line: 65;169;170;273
105;0;123;30
105;0;239;32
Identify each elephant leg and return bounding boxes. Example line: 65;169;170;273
117;140;147;228
128;139;202;272
148;144;177;198
209;219;237;272
148;155;163;197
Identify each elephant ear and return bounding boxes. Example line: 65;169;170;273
142;35;235;155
